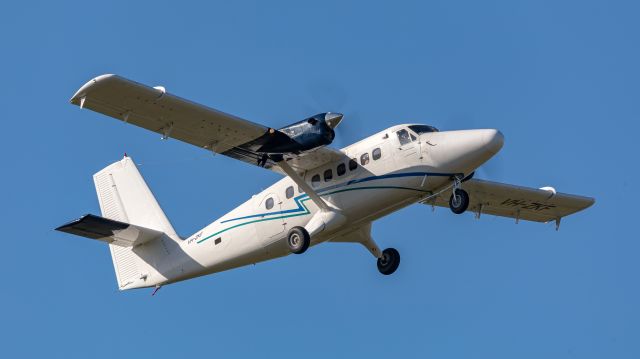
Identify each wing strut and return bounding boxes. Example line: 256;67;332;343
276;159;330;212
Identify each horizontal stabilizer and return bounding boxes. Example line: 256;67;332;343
56;214;164;247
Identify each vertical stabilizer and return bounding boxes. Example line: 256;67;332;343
93;156;178;290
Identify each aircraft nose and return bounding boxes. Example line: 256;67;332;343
428;129;504;174
481;129;504;155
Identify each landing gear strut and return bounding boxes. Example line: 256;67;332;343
449;176;470;214
287;226;310;254
377;248;400;275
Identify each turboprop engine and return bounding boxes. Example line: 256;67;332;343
255;112;343;155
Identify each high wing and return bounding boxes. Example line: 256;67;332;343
70;74;343;172
421;179;594;225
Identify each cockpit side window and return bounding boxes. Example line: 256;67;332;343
396;129;412;146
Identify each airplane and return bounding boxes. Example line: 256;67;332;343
56;74;595;293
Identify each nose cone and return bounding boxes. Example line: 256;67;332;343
428;129;504;174
482;129;504;155
324;112;343;129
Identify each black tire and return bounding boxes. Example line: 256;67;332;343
377;248;400;275
287;227;310;254
449;188;470;214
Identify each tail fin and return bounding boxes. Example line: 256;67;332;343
93;155;179;290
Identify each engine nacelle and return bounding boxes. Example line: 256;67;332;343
257;112;342;154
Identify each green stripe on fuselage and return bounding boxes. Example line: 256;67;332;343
196;185;429;244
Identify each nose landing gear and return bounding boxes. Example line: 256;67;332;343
449;189;470;214
449;175;470;214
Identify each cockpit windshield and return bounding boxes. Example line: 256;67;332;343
408;125;439;134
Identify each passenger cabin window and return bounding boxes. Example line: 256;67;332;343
349;158;358;171
265;197;274;210
372;148;382;160
397;129;412;145
285;186;294;199
337;163;346;176
360;153;370;166
311;174;320;187
324;169;333;182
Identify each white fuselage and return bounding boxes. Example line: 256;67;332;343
141;124;504;287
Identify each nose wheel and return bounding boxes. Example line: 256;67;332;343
287;226;310;254
449;188;470;214
377;248;400;275
449;175;470;214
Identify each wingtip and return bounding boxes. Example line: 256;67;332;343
69;73;117;104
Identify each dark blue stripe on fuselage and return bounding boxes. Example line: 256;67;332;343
219;171;456;224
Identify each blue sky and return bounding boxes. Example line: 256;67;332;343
1;0;638;357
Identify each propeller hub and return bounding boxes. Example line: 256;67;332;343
324;112;343;129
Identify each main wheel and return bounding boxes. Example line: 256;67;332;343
377;248;400;275
287;227;310;254
449;188;470;214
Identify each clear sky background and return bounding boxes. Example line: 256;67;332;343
1;0;637;358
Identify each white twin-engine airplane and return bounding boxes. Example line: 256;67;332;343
57;74;594;293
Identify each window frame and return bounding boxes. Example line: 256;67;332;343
311;174;321;187
396;129;412;146
372;147;382;160
360;152;370;166
324;169;333;182
349;158;358;171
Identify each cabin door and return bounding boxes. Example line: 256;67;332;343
255;193;285;246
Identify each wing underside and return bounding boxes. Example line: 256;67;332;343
421;178;594;224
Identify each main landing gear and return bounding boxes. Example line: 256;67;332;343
449;176;470;214
287;226;310;254
377;248;401;275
